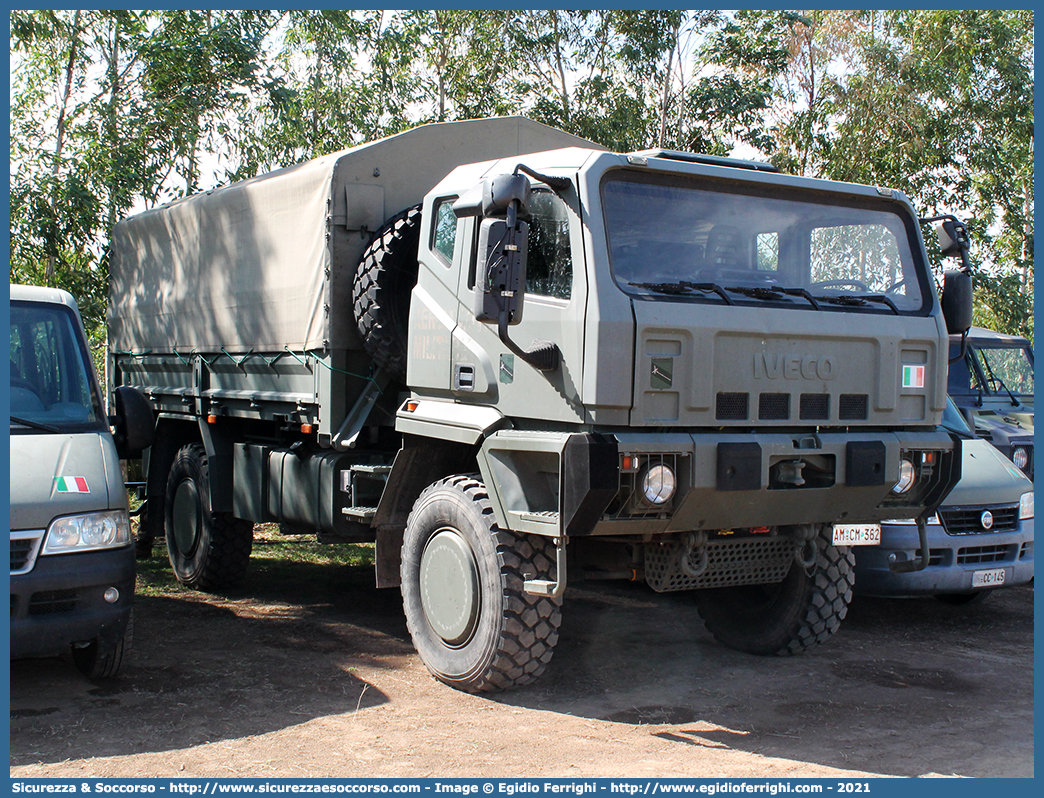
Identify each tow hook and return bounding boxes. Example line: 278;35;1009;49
888;516;930;573
793;523;819;569
677;531;709;578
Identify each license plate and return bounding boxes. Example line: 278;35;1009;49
972;568;1006;588
832;523;881;546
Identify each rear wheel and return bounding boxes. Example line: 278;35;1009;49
73;611;133;679
694;525;854;655
401;474;562;692
164;444;253;591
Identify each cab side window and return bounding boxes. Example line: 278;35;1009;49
431;198;458;265
526;191;572;300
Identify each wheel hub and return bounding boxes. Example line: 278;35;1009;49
419;528;480;646
172;480;201;556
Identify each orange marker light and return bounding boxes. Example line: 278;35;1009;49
207;415;218;424
301;424;313;434
405;400;420;412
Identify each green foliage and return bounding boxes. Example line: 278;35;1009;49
9;10;1032;346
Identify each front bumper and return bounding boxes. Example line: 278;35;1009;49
853;517;1033;597
10;544;135;660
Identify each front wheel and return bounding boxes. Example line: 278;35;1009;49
73;611;133;679
694;525;855;655
401;474;562;693
165;444;253;591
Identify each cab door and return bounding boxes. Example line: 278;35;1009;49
452;188;587;424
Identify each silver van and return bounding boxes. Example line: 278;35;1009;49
10;284;153;677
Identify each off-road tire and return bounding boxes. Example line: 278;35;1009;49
401;474;562;693
73;611;133;679
164;444;253;591
352;205;422;380
935;590;993;606
694;525;855;655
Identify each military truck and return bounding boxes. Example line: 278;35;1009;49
110;117;971;693
948;326;1034;478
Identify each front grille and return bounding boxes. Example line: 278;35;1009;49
940;504;1019;535
28;589;79;615
957;545;1014;565
759;393;790;420
716;392;749;421
915;549;945;567
800;393;829;420
839;394;868;420
645;536;795;592
10;532;43;574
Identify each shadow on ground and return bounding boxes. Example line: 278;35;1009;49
10;543;1034;778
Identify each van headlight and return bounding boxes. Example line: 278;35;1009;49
42;510;132;554
642;464;677;505
1020;492;1034;520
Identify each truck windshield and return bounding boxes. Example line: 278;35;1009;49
603;171;927;313
10;300;105;433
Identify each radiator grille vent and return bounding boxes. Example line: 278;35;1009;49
759;393;790;420
839;394;869;421
716;392;749;421
799;393;829;420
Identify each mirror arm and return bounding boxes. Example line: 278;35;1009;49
949;330;969;365
513;164;572;197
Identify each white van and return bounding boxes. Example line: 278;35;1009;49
10;284;153;677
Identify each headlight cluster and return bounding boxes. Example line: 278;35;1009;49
1020;491;1034;520
642;464;677;505
1011;446;1030;471
42;510;132;554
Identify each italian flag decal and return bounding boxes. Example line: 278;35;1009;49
56;476;90;494
902;365;926;389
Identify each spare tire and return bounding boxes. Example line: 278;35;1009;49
353;205;422;380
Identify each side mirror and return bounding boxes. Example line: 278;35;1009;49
941;269;973;335
931;216;972;272
111;385;155;458
452;173;532;219
474;217;529;325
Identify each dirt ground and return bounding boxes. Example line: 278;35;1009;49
9;550;1034;780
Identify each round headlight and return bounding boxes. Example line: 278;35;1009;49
891;458;916;494
1012;446;1030;471
642;464;677;505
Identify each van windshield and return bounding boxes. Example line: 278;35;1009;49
10;300;105;433
603;171;928;314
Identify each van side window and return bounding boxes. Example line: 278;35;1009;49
431;198;458;265
526;191;572;300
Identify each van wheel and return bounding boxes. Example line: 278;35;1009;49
73;611;133;679
694;525;854;655
401;474;562;693
165;444;253;591
352;204;422;380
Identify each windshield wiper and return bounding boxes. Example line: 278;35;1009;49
10;415;61;432
629;281;735;305
629;281;694;295
812;293;900;315
725;285;822;310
